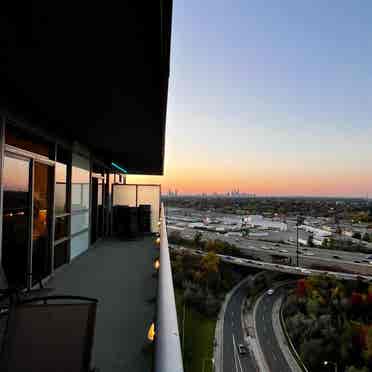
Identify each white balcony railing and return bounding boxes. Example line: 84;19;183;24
154;203;184;372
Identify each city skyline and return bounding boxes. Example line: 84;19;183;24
129;1;372;197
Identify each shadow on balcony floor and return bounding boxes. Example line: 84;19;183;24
47;236;158;372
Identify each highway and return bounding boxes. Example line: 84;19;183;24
172;245;372;283
254;285;294;372
222;281;257;372
168;226;372;276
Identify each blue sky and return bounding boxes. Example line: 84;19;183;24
132;1;372;196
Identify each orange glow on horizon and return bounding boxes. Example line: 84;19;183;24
127;167;372;197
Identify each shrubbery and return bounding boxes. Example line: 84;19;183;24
170;248;245;318
284;275;372;371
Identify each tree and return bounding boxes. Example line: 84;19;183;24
202;251;219;273
193;231;203;247
205;293;220;316
299;338;324;369
296;279;307;297
362;326;372;362
346;366;369;372
205;239;216;252
201;251;220;290
306;298;320;317
168;230;182;244
351;292;363;306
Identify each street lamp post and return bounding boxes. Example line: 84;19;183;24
323;360;337;372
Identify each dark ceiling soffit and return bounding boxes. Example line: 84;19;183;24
0;2;173;175
158;0;173;175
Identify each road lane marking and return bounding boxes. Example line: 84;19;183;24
232;333;244;372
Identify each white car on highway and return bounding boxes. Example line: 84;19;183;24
267;288;275;295
303;251;314;256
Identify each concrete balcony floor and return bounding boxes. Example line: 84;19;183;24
47;236;158;372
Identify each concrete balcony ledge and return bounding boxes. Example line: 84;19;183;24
47;237;157;372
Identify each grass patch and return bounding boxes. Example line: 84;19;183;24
175;290;216;372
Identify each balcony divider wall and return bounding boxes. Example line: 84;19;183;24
112;184;161;234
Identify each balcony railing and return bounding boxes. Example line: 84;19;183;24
154;203;184;372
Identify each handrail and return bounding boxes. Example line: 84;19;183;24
154;203;184;372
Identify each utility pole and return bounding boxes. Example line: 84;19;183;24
296;221;299;266
296;216;303;267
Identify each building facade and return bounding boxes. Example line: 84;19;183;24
0;2;173;290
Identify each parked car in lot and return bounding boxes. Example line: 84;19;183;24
333;255;340;259
279;249;289;253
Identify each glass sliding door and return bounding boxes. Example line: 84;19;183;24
2;154;31;288
32;162;53;284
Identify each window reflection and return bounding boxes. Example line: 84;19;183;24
54;240;69;269
71;156;90;211
2;155;30;288
55;162;67;214
71;212;89;235
55;216;70;241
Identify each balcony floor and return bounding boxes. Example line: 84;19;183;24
47;236;157;372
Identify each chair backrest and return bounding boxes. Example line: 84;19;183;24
1;297;97;372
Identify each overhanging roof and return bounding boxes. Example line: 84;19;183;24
0;2;172;175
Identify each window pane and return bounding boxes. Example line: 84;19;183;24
113;184;136;207
98;180;103;206
55;162;67;214
55;216;69;241
71;231;89;259
71;212;89;235
137;185;160;233
54;240;69;269
71;154;90;211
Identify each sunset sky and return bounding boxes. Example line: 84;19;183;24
129;1;372;197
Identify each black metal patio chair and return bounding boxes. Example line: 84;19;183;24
0;292;99;372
